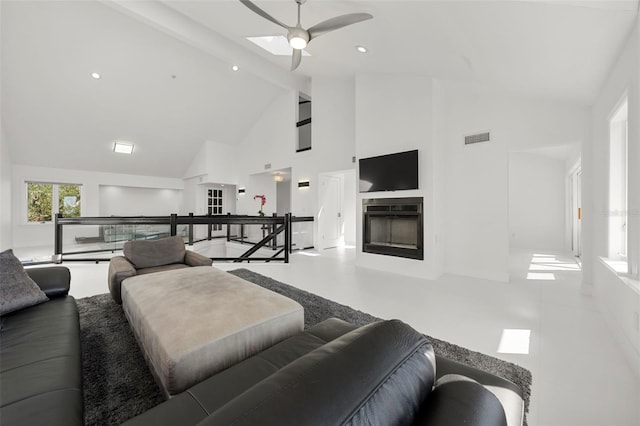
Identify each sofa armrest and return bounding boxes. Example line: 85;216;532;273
108;256;137;304
26;266;71;298
184;250;212;267
415;375;508;426
435;356;524;426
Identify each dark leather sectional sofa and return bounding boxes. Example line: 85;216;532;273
0;267;83;425
124;318;524;426
1;267;525;426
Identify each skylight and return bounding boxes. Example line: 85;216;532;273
247;36;311;56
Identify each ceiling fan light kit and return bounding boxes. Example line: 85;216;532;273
287;27;309;49
239;0;373;71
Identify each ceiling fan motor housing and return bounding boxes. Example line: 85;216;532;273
288;26;309;49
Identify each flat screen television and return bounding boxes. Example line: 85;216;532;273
359;149;419;192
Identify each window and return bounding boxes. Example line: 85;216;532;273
27;182;82;223
608;97;628;261
297;94;311;152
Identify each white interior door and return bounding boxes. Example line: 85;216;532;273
319;175;342;249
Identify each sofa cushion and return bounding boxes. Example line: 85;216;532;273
122;318;359;426
123;236;186;269
0;249;49;316
0;296;83;426
135;263;190;276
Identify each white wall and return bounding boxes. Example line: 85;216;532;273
183;142;208;179
0;3;10;250
181;139;241;221
238;91;297;176
509;152;567;251
11;164;183;248
0;121;12;250
350;73;587;281
303;77;357;248
180;176;201;215
236;91;297;216
310;77;356;174
276;180;291;215
236;76;359;250
203;140;240;185
98;186;182;216
442;86;509;282
594;260;640;379
342;170;357;245
355;73;442;279
589;18;640;378
237;174;277;216
442;82;588;282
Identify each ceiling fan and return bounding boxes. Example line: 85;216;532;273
239;0;373;71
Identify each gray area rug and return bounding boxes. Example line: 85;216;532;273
78;268;531;425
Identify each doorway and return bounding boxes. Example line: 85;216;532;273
318;175;342;249
317;170;356;250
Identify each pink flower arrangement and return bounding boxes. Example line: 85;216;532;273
254;195;266;216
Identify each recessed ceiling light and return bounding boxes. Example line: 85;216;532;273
91;72;101;79
232;65;239;72
356;45;368;53
247;36;311;57
113;141;134;155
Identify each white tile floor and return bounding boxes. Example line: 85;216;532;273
19;245;640;426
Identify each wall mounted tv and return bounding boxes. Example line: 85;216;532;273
359;149;419;193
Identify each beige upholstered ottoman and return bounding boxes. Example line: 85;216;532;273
121;266;304;398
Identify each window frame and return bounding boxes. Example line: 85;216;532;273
296;93;312;153
607;93;629;265
25;181;83;224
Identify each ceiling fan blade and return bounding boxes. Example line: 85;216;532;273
291;48;302;71
308;13;373;40
239;0;290;30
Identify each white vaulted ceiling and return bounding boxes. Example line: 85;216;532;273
1;1;289;178
1;0;638;178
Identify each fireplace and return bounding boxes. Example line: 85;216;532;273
362;197;423;260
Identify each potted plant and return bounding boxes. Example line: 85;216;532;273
254;195;266;216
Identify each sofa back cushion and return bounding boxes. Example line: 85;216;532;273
197;319;436;426
123;236;186;269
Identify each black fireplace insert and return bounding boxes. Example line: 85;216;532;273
362;197;423;260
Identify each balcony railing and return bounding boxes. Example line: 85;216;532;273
53;213;314;263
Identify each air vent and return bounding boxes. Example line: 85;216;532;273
464;131;491;145
264;163;271;170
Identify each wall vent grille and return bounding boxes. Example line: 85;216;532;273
464;132;491;145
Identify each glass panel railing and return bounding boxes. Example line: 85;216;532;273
53;214;313;263
292;217;314;251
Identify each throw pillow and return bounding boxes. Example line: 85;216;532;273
0;249;49;316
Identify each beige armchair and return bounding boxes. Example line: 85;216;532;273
107;236;212;304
